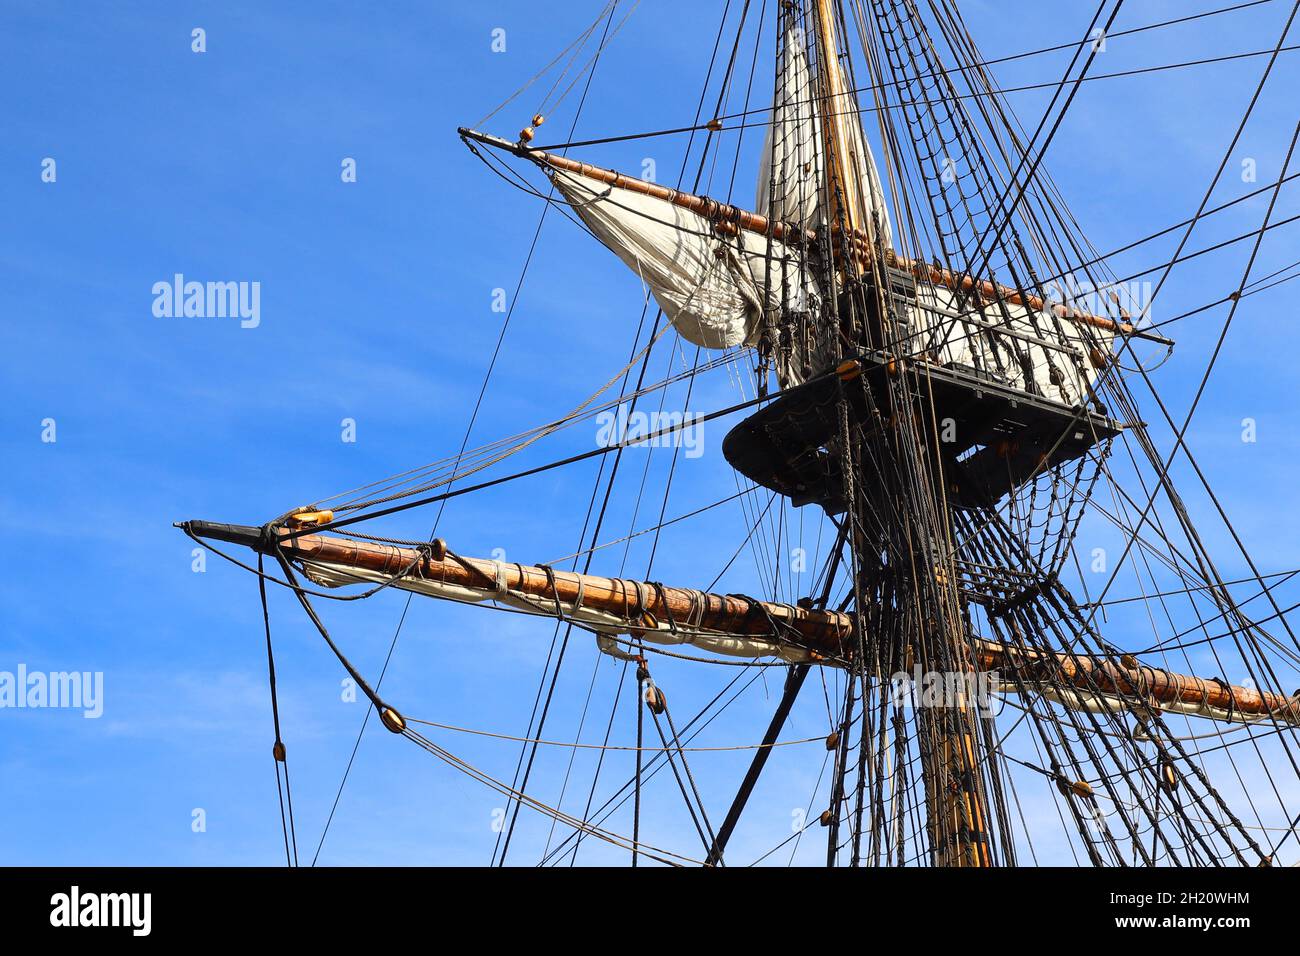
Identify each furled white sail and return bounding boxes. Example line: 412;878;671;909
799;11;894;249
301;559;816;663
755;24;894;249
756;28;823;227
551;168;815;351
905;280;1114;406
840;112;894;250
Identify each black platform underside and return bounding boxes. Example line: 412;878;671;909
723;350;1122;513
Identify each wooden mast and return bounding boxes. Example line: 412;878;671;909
812;0;866;240
808;0;993;867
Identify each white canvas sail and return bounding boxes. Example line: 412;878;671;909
756;24;893;250
805;9;894;249
551;168;815;351
841;111;893;250
905;281;1114;406
756;27;824;227
842;113;894;251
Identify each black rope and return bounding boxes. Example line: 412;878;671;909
258;553;298;867
280;366;842;543
274;552;391;715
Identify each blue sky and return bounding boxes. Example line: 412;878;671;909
2;0;1299;866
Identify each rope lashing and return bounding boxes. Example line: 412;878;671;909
650;581;679;633
538;564;564;619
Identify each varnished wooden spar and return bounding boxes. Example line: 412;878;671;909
459;128;808;243
186;520;853;656
458;127;1173;347
184;520;1300;724
976;641;1300;726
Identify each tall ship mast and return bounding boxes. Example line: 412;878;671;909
182;0;1300;867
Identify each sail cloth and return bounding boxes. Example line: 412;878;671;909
756;25;894;250
756;28;823;227
835;96;894;250
550;168;816;351
541;27;894;357
905;280;1115;406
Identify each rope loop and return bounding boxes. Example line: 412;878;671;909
650;581;678;633
538;564;564;619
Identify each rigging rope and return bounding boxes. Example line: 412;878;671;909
257;554;298;867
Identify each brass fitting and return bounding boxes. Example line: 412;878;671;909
380;707;407;734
